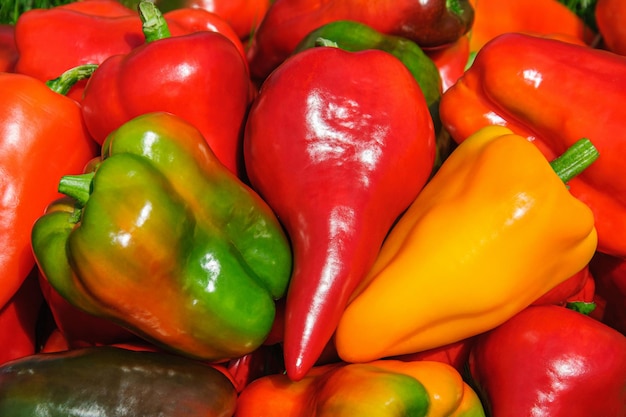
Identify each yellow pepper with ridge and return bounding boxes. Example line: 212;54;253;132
335;125;599;363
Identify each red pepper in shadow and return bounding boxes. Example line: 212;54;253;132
589;252;626;335
244;45;436;380
0;24;17;72
596;0;626;55
468;304;626;417
246;0;474;81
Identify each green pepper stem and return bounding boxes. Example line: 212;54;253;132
58;172;96;207
549;138;599;183
139;0;171;42
45;64;98;95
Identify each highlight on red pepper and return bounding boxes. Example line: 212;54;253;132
245;0;475;81
0;346;238;416
79;0;252;176
0;71;98;310
335;126;598;364
235;359;486;417
243;44;436;380
13;0;244;101
31;111;293;363
468;304;626;417
439;32;626;258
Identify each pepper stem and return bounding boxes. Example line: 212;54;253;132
549;138;599;183
139;0;171;43
45;64;98;95
58;172;96;207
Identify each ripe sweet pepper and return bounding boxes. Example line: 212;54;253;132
80;1;251;176
246;0;475;80
0;346;237;417
235;359;486;417
31;111;293;362
0;71;98;309
244;45;436;380
335;126;598;363
595;0;626;55
439;33;626;257
468;305;626;417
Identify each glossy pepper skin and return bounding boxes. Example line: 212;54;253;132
246;0;474;80
0;346;237;417
31;112;293;362
293;20;442;114
335;126;598;363
14;0;244;101
440;33;626;257
80;1;251;176
235;359;485;417
468;305;626;417
244;46;436;380
467;0;596;52
0;72;98;309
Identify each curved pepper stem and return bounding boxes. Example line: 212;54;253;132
58;172;96;208
549;138;599;183
138;0;171;43
46;64;98;95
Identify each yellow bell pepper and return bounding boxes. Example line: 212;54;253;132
234;359;485;417
335;126;598;363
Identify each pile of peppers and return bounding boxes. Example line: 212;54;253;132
1;0;625;415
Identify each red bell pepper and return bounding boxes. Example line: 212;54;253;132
0;71;98;309
80;1;252;176
14;0;244;101
468;304;626;417
0;268;43;366
532;266;592;306
425;35;471;93
596;0;626;55
589;251;626;335
244;45;436;380
439;33;626;257
245;0;475;81
0;24;17;72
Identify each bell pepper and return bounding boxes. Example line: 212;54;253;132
595;0;626;55
0;268;43;366
532;266;592;306
246;0;475;80
425;34;471;93
467;0;596;52
0;346;237;417
244;45;436;380
0;24;17;72
235;359;485;417
440;33;626;257
126;0;271;40
14;0;244;101
468;304;626;417
589;251;626;335
335;125;598;363
0;71;98;309
31;111;293;362
80;1;251;176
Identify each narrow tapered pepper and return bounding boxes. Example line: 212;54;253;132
80;1;251;176
335;126;598;363
439;32;626;257
468;305;626;417
0;346;237;417
246;0;475;80
0;71;98;310
235;359;485;417
31;111;293;362
244;45;436;380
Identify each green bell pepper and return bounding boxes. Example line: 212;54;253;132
0;346;237;416
31;111;293;362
